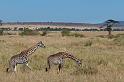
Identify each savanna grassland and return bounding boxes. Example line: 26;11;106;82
0;31;124;82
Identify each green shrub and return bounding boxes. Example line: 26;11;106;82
114;33;124;38
19;28;40;36
71;65;98;75
108;35;115;39
40;31;48;36
84;40;92;46
114;34;124;46
61;29;70;36
97;34;124;39
18;28;24;31
3;32;17;35
61;30;84;37
71;33;85;37
96;35;106;38
0;30;3;35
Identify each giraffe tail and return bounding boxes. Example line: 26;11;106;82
45;60;51;72
6;68;9;72
45;68;48;72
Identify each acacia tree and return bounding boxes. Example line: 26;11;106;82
101;19;119;36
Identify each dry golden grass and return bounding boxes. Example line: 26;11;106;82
0;31;124;82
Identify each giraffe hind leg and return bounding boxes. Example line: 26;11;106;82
58;64;62;71
11;65;16;72
14;65;17;72
6;64;16;72
7;65;16;72
45;64;50;72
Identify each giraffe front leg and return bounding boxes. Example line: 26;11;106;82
57;64;63;74
25;63;32;70
58;60;64;72
58;60;64;73
58;64;62;71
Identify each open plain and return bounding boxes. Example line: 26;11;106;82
0;31;124;82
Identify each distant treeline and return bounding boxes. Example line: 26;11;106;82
26;27;124;31
0;27;124;31
2;21;124;27
4;22;100;27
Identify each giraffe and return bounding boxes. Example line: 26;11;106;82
46;52;82;72
6;41;45;72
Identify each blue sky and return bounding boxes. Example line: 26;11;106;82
0;0;123;23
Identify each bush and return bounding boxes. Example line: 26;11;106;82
61;30;85;37
3;31;17;35
71;65;98;75
114;33;124;38
40;31;48;36
113;34;124;46
96;35;106;38
84;40;92;46
108;35;115;39
71;33;85;37
19;28;40;36
97;35;115;39
61;29;70;36
18;28;24;31
0;30;3;35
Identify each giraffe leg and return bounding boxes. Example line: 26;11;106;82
6;68;9;72
46;60;51;72
14;65;16;72
25;63;32;70
48;62;51;69
58;64;62;71
57;64;63;74
6;64;11;72
58;60;64;72
11;65;16;72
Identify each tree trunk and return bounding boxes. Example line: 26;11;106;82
108;30;111;36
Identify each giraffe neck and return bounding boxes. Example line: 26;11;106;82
62;52;79;63
25;45;39;57
67;55;79;62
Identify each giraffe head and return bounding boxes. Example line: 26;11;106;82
76;59;82;66
37;41;46;48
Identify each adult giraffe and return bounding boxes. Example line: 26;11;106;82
6;41;45;72
46;52;82;72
